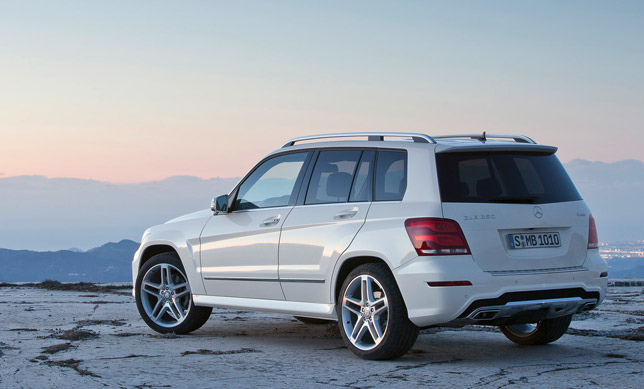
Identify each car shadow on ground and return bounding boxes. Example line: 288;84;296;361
179;314;597;365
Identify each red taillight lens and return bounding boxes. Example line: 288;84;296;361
405;218;471;256
588;214;599;249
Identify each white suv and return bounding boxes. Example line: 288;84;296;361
132;132;607;360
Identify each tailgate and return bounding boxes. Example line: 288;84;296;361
435;149;590;273
443;201;590;272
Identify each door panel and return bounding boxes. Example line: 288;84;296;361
199;151;310;300
200;208;289;299
279;203;369;303
279;149;370;303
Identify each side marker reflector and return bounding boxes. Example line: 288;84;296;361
427;281;472;287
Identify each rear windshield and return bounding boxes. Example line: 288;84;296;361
436;152;582;204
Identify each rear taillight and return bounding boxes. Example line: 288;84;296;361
405;218;471;256
588;214;599;249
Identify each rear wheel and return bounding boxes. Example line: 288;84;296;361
135;252;212;334
337;263;418;360
500;314;572;345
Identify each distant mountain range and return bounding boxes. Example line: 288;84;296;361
0;239;139;282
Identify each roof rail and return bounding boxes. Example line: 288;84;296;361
433;132;536;144
281;132;436;148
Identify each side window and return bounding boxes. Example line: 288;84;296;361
349;151;375;202
375;151;407;201
305;150;362;205
235;153;308;210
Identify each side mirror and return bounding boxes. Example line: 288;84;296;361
211;194;229;213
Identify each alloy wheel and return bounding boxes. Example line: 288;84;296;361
139;263;192;328
341;275;389;350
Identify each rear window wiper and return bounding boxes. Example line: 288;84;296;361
488;196;538;204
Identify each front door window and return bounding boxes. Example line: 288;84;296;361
235;153;308;210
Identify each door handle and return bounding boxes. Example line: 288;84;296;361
334;208;358;219
260;215;281;227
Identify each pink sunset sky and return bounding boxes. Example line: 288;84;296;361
2;1;643;183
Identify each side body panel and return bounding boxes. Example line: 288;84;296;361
330;145;443;301
192;295;336;319
199;207;292;300
279;202;370;303
132;210;213;296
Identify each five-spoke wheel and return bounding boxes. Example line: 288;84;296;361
140;263;192;327
337;263;418;360
341;275;389;350
135;253;212;334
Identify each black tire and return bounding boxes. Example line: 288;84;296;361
337;263;419;360
500;314;573;345
135;252;212;334
293;316;335;325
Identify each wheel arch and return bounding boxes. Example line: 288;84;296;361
333;255;392;305
139;244;179;271
134;239;206;296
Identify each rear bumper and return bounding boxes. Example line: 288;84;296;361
446;292;598;327
394;250;608;328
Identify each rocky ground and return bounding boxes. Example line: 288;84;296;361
0;282;643;388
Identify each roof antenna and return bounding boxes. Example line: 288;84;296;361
481;131;487;142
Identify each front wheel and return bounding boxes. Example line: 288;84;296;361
338;263;419;360
500;314;572;345
135;252;212;334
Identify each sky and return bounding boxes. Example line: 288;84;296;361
1;1;643;183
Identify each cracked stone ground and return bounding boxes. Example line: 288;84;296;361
0;284;642;388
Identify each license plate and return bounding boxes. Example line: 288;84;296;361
508;232;561;249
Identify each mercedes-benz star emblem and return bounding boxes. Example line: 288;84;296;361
533;206;543;218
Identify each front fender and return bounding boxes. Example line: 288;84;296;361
132;214;212;297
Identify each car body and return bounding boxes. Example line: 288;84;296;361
132;132;608;359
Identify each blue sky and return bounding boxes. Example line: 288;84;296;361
1;1;643;182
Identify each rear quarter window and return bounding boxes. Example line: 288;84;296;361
436;152;581;204
375;151;407;201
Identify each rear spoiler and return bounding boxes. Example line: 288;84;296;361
435;144;557;155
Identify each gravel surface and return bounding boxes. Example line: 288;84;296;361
1;284;642;388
